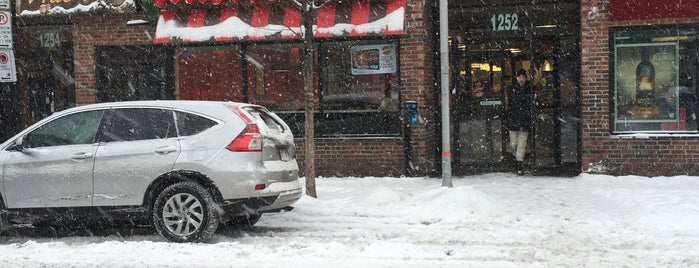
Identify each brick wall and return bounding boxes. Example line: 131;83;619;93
295;139;405;177
296;0;438;177
580;0;699;176
65;2;437;178
399;0;438;176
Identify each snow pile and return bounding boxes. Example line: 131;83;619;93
19;0;136;16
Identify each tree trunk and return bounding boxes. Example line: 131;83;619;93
302;3;317;198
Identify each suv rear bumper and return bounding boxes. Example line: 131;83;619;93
220;181;303;218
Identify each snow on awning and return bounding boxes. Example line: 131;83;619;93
153;0;406;44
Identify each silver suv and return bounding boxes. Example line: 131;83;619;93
0;101;302;242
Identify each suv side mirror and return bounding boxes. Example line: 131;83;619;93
7;136;25;152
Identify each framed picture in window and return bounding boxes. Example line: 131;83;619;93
613;42;679;130
350;44;396;75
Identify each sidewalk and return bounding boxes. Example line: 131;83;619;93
1;173;699;267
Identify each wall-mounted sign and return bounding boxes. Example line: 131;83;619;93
39;31;61;48
16;0;116;14
610;0;699;20
0;10;12;49
0;49;17;82
490;13;519;31
350;44;396;75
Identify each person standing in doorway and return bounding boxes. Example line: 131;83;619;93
505;69;533;175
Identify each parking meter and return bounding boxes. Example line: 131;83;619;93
403;101;418;176
405;101;418;123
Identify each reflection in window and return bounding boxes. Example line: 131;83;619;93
25;110;104;148
612;26;699;133
177;47;244;101
175;111;217;137
245;45;307;111
96;46;175;102
102;109;176;142
317;41;401;137
243;42;402;137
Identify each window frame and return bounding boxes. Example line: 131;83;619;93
24;110;105;148
610;24;699;134
99;108;177;143
314;38;402;138
95;46;175;102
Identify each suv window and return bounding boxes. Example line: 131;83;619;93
246;108;284;133
101;108;176;142
175;111;217;136
24;110;104;148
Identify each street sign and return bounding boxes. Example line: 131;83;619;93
0;10;11;48
0;49;17;82
0;0;9;10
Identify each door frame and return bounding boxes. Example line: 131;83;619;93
450;37;578;176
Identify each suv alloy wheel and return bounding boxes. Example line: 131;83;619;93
152;181;220;242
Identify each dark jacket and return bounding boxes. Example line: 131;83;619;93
505;82;533;132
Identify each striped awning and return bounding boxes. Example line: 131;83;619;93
153;0;406;44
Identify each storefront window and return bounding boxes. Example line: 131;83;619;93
15;26;75;128
318;40;401;137
245;44;312;137
246;45;306;111
612;25;699;133
96;46;175;102
248;41;401;138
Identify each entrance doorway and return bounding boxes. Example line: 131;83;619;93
446;0;580;175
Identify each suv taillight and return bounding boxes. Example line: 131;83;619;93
227;105;263;152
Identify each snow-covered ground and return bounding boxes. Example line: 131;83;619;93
1;173;699;267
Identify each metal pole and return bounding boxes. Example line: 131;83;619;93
439;0;452;187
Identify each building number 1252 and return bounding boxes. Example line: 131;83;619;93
491;13;519;31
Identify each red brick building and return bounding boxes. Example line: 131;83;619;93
5;0;699;177
8;0;437;177
579;0;699;176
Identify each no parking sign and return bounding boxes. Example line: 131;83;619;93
0;10;11;48
0;49;16;82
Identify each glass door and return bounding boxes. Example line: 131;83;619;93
530;37;581;174
451;37;579;175
451;40;519;172
446;0;581;175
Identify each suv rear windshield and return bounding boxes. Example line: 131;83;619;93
246;108;284;132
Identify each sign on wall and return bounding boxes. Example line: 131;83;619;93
351;44;397;75
15;0;124;14
610;0;699;20
0;10;12;48
0;49;17;82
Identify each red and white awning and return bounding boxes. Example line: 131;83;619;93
153;0;406;44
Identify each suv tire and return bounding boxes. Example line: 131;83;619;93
152;181;220;242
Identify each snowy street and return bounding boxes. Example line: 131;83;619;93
1;173;699;267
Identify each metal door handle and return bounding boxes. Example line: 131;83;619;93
71;153;93;160
154;146;178;155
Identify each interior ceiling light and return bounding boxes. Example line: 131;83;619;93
651;36;691;42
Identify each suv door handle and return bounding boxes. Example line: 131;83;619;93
71;153;94;160
154;146;178;155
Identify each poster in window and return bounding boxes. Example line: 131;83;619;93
351;44;396;75
614;43;678;123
